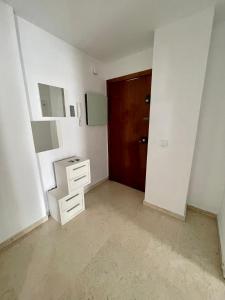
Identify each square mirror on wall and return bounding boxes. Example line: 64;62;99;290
31;121;59;153
85;92;107;126
38;83;66;117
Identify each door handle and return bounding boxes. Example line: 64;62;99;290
139;137;148;144
145;94;151;103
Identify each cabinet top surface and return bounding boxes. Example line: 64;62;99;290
48;187;68;200
48;187;83;200
54;156;89;168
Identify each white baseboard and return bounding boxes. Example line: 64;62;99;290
217;216;225;278
143;200;185;221
187;205;217;219
84;177;109;194
0;216;48;251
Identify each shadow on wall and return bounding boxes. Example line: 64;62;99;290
187;19;225;214
0;124;23;243
0;112;46;244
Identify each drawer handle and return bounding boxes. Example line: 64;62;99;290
73;165;86;171
67;203;80;212
74;175;86;182
66;193;79;202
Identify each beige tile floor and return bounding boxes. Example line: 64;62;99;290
0;181;225;300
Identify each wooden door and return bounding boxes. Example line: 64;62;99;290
107;70;152;192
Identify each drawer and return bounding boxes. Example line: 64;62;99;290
67;162;89;179
68;173;90;192
60;197;84;225
60;191;83;212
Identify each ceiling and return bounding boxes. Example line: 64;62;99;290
4;0;225;62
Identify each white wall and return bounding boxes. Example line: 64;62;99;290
104;47;153;79
0;2;46;243
188;19;225;214
144;7;214;217
17;17;108;195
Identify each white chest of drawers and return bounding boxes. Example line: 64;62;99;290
48;156;90;225
48;188;85;225
54;156;91;194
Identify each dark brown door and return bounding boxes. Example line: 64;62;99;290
107;70;152;192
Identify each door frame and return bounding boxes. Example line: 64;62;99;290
107;69;152;185
107;69;152;84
